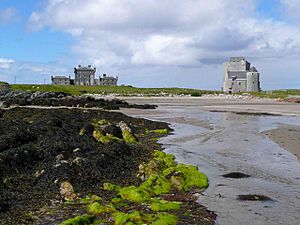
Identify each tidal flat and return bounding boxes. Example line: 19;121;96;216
120;97;300;225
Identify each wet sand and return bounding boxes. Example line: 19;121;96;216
263;124;300;159
120;97;300;225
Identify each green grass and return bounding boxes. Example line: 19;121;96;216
249;89;300;99
11;84;219;96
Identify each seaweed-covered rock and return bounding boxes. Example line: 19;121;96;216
0;107;169;224
0;89;157;109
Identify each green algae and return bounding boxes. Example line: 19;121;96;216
61;148;208;224
60;215;95;225
103;182;121;191
140;175;171;195
151;213;177;225
175;164;208;191
80;195;102;204
93;130;121;144
118;186;150;203
150;199;181;212
92;119;111;127
122;130;137;144
87;202;116;215
153;129;169;135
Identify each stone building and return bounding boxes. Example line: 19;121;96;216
223;57;260;93
51;65;118;86
51;76;71;85
74;65;96;86
99;74;118;86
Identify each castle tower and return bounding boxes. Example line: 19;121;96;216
246;67;260;92
74;65;96;85
223;57;261;93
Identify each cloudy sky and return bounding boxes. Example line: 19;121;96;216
0;0;300;90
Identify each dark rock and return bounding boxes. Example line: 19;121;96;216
101;124;123;139
0;90;157;110
0;107;170;224
222;172;251;179
237;194;273;201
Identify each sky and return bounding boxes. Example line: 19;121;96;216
0;0;300;90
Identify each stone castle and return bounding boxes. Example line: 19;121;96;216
223;57;260;93
51;65;118;86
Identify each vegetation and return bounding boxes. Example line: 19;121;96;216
122;130;138;144
248;89;300;99
60;150;208;225
11;84;219;96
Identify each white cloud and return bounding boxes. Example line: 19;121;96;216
0;58;15;69
0;58;68;84
24;0;300;89
0;8;19;26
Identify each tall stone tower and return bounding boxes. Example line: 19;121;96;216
223;57;260;93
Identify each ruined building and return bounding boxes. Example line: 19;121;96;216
223;57;260;93
51;65;118;86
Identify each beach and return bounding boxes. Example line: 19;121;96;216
119;97;300;225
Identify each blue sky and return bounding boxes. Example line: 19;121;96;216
0;0;299;89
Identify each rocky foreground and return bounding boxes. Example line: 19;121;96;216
0;104;215;224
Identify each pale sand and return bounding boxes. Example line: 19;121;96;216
263;125;300;160
117;97;300;116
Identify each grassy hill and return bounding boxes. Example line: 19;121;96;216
11;84;219;96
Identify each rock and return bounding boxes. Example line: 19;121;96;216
35;169;45;178
222;172;250;179
118;121;132;132
101;124;123;139
60;181;77;200
72;157;83;165
237;194;273;201
55;154;64;161
73;148;81;153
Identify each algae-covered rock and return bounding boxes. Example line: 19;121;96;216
60;214;95;225
151;212;177;225
80;195;102;204
153;129;169;135
122;130;138;144
118;186;150;203
87;202;116;215
92;119;111;127
150;199;181;212
93;130;121;144
103;182;121;192
175;164;208;190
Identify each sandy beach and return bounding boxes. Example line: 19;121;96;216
263;124;300;159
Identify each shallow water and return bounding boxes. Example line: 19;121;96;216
125;105;300;225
